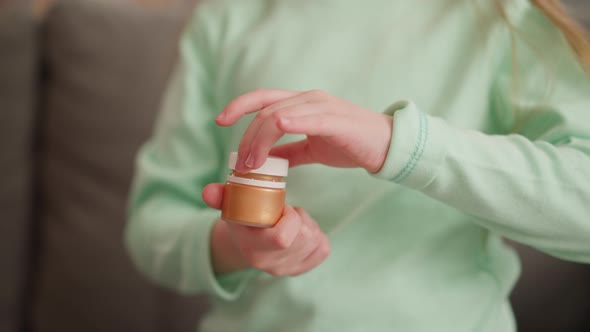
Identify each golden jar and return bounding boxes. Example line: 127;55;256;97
221;152;288;227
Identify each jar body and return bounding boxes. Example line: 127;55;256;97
221;178;286;228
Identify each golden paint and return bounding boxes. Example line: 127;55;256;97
231;172;284;182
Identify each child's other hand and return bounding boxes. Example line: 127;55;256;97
215;89;393;173
202;183;331;276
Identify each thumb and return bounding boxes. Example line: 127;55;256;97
270;139;313;168
202;183;225;210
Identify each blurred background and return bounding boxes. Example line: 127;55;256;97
0;0;589;331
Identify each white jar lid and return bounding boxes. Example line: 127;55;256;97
228;152;289;177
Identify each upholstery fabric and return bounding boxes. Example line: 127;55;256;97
0;1;37;331
33;1;207;331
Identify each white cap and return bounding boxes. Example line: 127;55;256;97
228;152;289;177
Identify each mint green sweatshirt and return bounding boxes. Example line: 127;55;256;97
126;0;590;331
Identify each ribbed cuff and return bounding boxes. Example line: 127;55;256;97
373;101;449;190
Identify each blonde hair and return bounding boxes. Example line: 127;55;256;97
491;0;590;132
530;0;590;72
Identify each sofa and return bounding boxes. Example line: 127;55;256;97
1;1;208;331
0;0;589;331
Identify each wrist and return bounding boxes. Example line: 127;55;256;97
367;113;394;173
210;219;250;274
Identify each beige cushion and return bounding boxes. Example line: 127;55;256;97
34;1;207;331
0;1;36;331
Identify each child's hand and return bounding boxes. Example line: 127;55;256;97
215;89;393;173
202;183;331;276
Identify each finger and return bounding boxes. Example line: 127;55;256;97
235;205;302;251
279;207;318;251
270;140;314;168
278;230;329;277
254;207;318;272
255;208;323;276
277;113;342;136
282;208;321;259
240;105;317;170
293;207;315;225
233;93;317;171
201;183;224;210
263;205;303;250
292;236;331;276
237;119;284;172
269;238;320;277
216;89;301;126
233;99;305;172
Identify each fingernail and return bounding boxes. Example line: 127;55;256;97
279;117;290;126
245;154;255;168
215;113;225;121
235;158;248;172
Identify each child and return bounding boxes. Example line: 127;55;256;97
126;0;590;331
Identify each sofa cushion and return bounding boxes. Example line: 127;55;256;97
564;0;590;28
0;1;37;331
34;1;207;331
510;243;590;332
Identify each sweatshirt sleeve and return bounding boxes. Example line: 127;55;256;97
374;5;590;262
125;4;254;300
